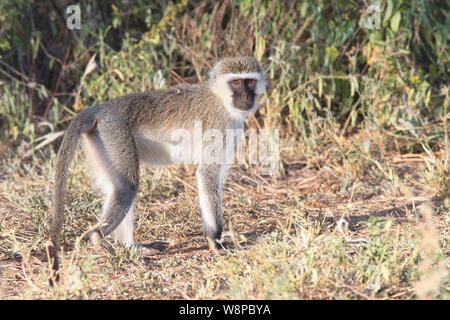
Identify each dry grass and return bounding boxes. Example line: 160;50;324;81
0;134;448;300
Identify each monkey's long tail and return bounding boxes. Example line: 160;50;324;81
47;107;98;285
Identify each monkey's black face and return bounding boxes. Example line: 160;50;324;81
228;78;257;111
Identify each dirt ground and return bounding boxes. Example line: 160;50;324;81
0;143;448;299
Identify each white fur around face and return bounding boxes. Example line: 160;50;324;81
209;72;266;121
215;72;266;95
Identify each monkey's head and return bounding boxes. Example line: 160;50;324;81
208;56;266;119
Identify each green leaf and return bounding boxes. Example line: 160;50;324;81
383;0;393;24
325;46;339;63
300;1;308;18
255;35;266;61
318;77;323;98
390;11;401;33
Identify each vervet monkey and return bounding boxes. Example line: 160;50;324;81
47;56;266;282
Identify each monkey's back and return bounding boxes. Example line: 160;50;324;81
94;84;232;132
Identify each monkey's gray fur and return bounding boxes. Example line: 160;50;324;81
47;56;266;284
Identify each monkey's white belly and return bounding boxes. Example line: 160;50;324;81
135;130;192;167
136;138;173;167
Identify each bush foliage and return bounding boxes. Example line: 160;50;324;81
0;1;448;146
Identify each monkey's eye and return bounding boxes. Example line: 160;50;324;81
246;79;255;86
232;80;240;86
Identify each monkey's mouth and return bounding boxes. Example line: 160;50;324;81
232;92;255;111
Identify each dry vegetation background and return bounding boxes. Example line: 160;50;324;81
0;0;448;299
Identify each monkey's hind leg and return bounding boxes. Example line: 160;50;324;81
196;164;224;251
82;118;139;248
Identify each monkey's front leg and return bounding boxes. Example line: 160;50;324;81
196;164;225;250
